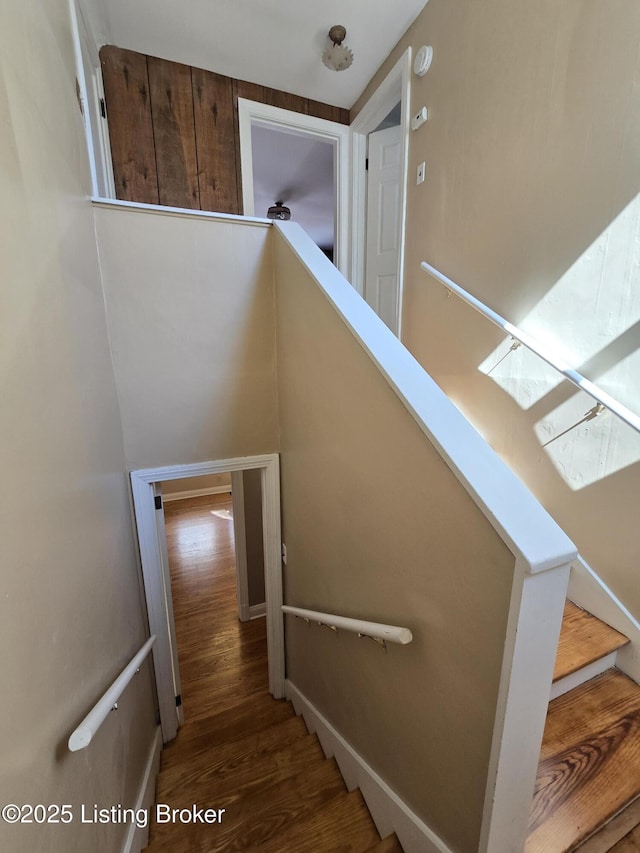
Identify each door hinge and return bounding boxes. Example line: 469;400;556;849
175;694;182;708
365;157;369;171
154;495;163;510
99;97;106;118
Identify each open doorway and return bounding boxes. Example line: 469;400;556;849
238;98;350;275
130;454;283;743
158;478;269;732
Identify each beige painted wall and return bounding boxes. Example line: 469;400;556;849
94;208;279;469
273;233;515;852
354;0;640;618
0;2;157;850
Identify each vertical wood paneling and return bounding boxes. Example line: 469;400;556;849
147;58;199;209
231;80;244;215
100;46;159;204
100;46;350;213
193;68;240;214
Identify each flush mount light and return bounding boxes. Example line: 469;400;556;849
322;25;354;72
266;200;291;220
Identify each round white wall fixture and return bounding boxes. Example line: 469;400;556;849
414;45;433;77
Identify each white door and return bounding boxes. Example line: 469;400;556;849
365;124;403;334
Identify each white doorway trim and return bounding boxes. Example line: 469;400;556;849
69;0;116;198
238;98;351;276
350;48;412;335
130;454;283;743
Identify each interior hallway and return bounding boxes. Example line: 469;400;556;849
146;493;275;850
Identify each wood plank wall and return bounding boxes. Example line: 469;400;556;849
100;45;350;214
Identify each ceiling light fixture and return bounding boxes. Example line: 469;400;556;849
266;200;291;220
322;25;354;72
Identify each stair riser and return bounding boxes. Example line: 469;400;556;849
550;651;618;700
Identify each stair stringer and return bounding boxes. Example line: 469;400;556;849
285;680;453;853
568;556;640;685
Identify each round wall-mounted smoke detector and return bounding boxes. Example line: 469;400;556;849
414;45;433;77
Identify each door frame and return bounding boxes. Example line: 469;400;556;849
238;98;351;276
69;0;116;198
350;48;412;335
130;454;283;743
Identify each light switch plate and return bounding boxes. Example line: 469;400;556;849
417;162;426;185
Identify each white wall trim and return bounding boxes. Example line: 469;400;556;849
350;47;412;328
569;557;640;685
130;454;283;743
237;98;351;277
250;603;266;619
162;484;232;502
121;725;162;853
285;681;452;853
91;197;272;227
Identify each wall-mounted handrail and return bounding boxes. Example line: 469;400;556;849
421;261;640;435
68;635;156;752
282;605;413;646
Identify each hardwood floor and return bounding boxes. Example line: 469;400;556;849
145;493;398;852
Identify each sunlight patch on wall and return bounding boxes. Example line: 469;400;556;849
479;193;640;411
534;388;640;490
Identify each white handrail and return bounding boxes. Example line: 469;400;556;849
421;261;640;435
68;635;156;752
282;605;413;645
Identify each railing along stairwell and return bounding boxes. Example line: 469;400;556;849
419;261;640;852
270;220;579;853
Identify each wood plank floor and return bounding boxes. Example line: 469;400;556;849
145;493;396;852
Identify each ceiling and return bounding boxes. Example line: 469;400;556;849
251;125;335;248
96;0;429;109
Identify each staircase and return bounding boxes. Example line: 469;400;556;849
527;601;640;852
144;688;402;852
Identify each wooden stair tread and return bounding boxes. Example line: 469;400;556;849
147;496;386;853
554;602;629;682
575;795;640;852
157;717;318;803
160;695;294;768
367;833;404;851
610;822;640;851
527;669;640;852
147;757;347;852
256;789;381;852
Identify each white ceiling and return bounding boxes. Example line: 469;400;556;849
96;0;428;109
251;125;335;248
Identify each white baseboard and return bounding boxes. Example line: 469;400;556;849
249;603;266;620
285;680;451;853
568;557;640;685
162;485;232;502
121;726;162;853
